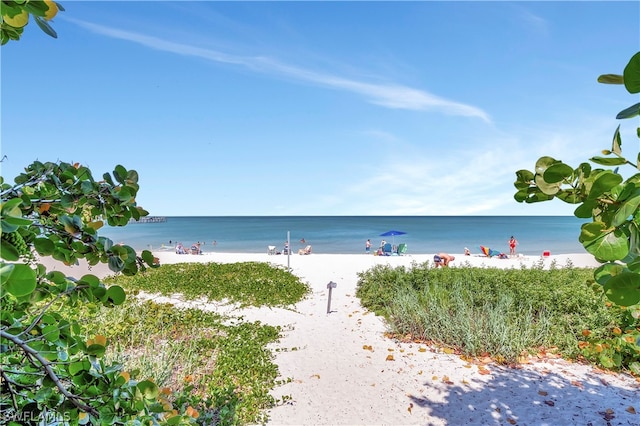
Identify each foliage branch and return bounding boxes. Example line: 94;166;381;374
0;161;207;424
1;0;63;45
514;52;640;309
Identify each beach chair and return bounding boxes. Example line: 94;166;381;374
267;245;276;255
383;243;393;256
298;245;312;255
397;243;407;255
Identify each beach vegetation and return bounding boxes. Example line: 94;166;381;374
355;262;640;374
1;0;63;44
0;161;215;424
104;261;310;309
514;51;640;311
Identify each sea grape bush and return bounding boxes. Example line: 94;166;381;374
1;0;63;44
0;161;204;424
514;52;640;308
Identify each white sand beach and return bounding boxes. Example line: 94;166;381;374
43;252;639;425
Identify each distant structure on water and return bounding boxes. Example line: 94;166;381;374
128;216;166;224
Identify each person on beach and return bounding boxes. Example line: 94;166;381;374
509;236;518;256
365;239;371;254
434;253;455;267
464;247;471;256
283;241;290;255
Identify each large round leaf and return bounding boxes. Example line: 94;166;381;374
534;156;557;174
588;171;623;200
543;162;573;184
34;237;55;256
535;173;561;195
1;263;36;297
603;272;640;306
106;285;126;305
613;194;640;227
582;224;629;261
594;263;626;285
137;380;159;400
623;51;640;94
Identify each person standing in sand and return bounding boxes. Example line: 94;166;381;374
365;239;371;254
509;236;518;256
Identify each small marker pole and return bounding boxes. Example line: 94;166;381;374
326;281;337;314
287;231;290;270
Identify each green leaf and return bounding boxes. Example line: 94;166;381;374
106;285;126;305
623;51;640;94
68;360;89;376
611;124;622;155
613;194;640;227
42;324;60;342
615;102;640;120
113;165;127;184
574;200;596;218
581;224;629;261
33;16;57;39
587;171;623;200
78;274;101;289
108;256;125;272
1;240;20;261
1;263;36;297
535;173;561;195
603;272;640;305
597;74;624;84
589;156;628;166
33;237;55;256
137;380;159;400
543;162;574;184
86;343;106;357
555;189;582;203
594;262;627;285
630;221;640;257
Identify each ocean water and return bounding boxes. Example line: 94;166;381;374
101;216;589;256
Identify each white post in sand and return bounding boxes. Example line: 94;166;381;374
287;231;290;270
326;281;337;314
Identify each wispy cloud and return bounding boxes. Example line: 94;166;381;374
70;19;491;122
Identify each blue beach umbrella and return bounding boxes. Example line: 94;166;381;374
379;230;407;245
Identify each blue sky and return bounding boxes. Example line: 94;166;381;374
2;1;639;216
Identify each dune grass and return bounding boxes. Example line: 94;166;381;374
356;261;639;368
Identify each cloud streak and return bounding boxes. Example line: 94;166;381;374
71;19;491;122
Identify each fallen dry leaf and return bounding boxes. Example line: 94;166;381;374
538;390;548;396
432;375;438;381
363;345;373;351
507;418;517;425
418;347;427;353
310;374;320;379
599;409;615;421
386;354;395;361
544;400;555;407
570;380;583;389
408;403;413;414
626;406;636;414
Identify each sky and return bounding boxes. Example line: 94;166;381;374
2;1;639;216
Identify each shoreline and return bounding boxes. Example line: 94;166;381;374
37;252;639;425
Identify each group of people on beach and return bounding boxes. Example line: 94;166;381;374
175;242;201;255
364;236;519;268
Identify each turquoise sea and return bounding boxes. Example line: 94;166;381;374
101;216;588;256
